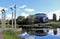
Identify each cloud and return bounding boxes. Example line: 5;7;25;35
0;15;1;19
19;5;27;9
0;7;8;14
25;8;35;12
6;14;16;20
48;29;53;35
21;12;29;18
38;12;46;13
18;5;35;12
6;13;29;20
47;10;60;20
0;14;12;20
6;14;12;20
0;7;8;11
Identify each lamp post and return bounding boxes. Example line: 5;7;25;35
1;9;6;29
10;4;16;29
10;7;14;29
14;5;16;29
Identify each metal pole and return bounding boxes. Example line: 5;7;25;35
4;10;6;29
10;8;14;29
1;9;6;29
14;5;16;29
1;12;3;29
12;10;13;29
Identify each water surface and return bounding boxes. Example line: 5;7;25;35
18;28;60;39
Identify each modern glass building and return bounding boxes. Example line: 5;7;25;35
35;13;48;23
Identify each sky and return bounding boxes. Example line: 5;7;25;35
0;0;60;20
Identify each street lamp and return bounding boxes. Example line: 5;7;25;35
14;5;16;29
1;9;6;29
10;7;14;29
10;4;16;29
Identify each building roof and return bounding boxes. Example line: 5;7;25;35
35;13;46;17
35;13;46;15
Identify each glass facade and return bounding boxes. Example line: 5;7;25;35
35;13;48;23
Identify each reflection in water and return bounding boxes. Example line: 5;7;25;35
28;28;49;36
48;28;60;36
35;30;47;36
53;28;57;35
18;28;60;39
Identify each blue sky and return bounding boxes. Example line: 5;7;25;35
0;0;60;19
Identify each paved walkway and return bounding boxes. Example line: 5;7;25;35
0;28;3;39
0;32;3;39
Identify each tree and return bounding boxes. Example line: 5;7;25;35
59;16;60;21
53;14;56;21
34;16;39;23
27;15;36;24
6;19;9;25
0;19;1;24
9;19;15;25
16;16;25;25
16;15;38;25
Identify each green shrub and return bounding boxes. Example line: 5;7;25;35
6;24;12;28
3;30;22;39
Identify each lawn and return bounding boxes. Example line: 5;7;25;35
3;30;22;39
47;21;60;25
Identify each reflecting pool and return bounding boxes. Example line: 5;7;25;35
18;28;60;39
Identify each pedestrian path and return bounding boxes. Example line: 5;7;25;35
0;32;3;39
0;28;3;39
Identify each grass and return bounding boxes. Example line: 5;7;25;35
6;24;20;28
0;24;2;28
0;24;12;28
3;30;22;39
6;24;12;28
47;21;60;25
